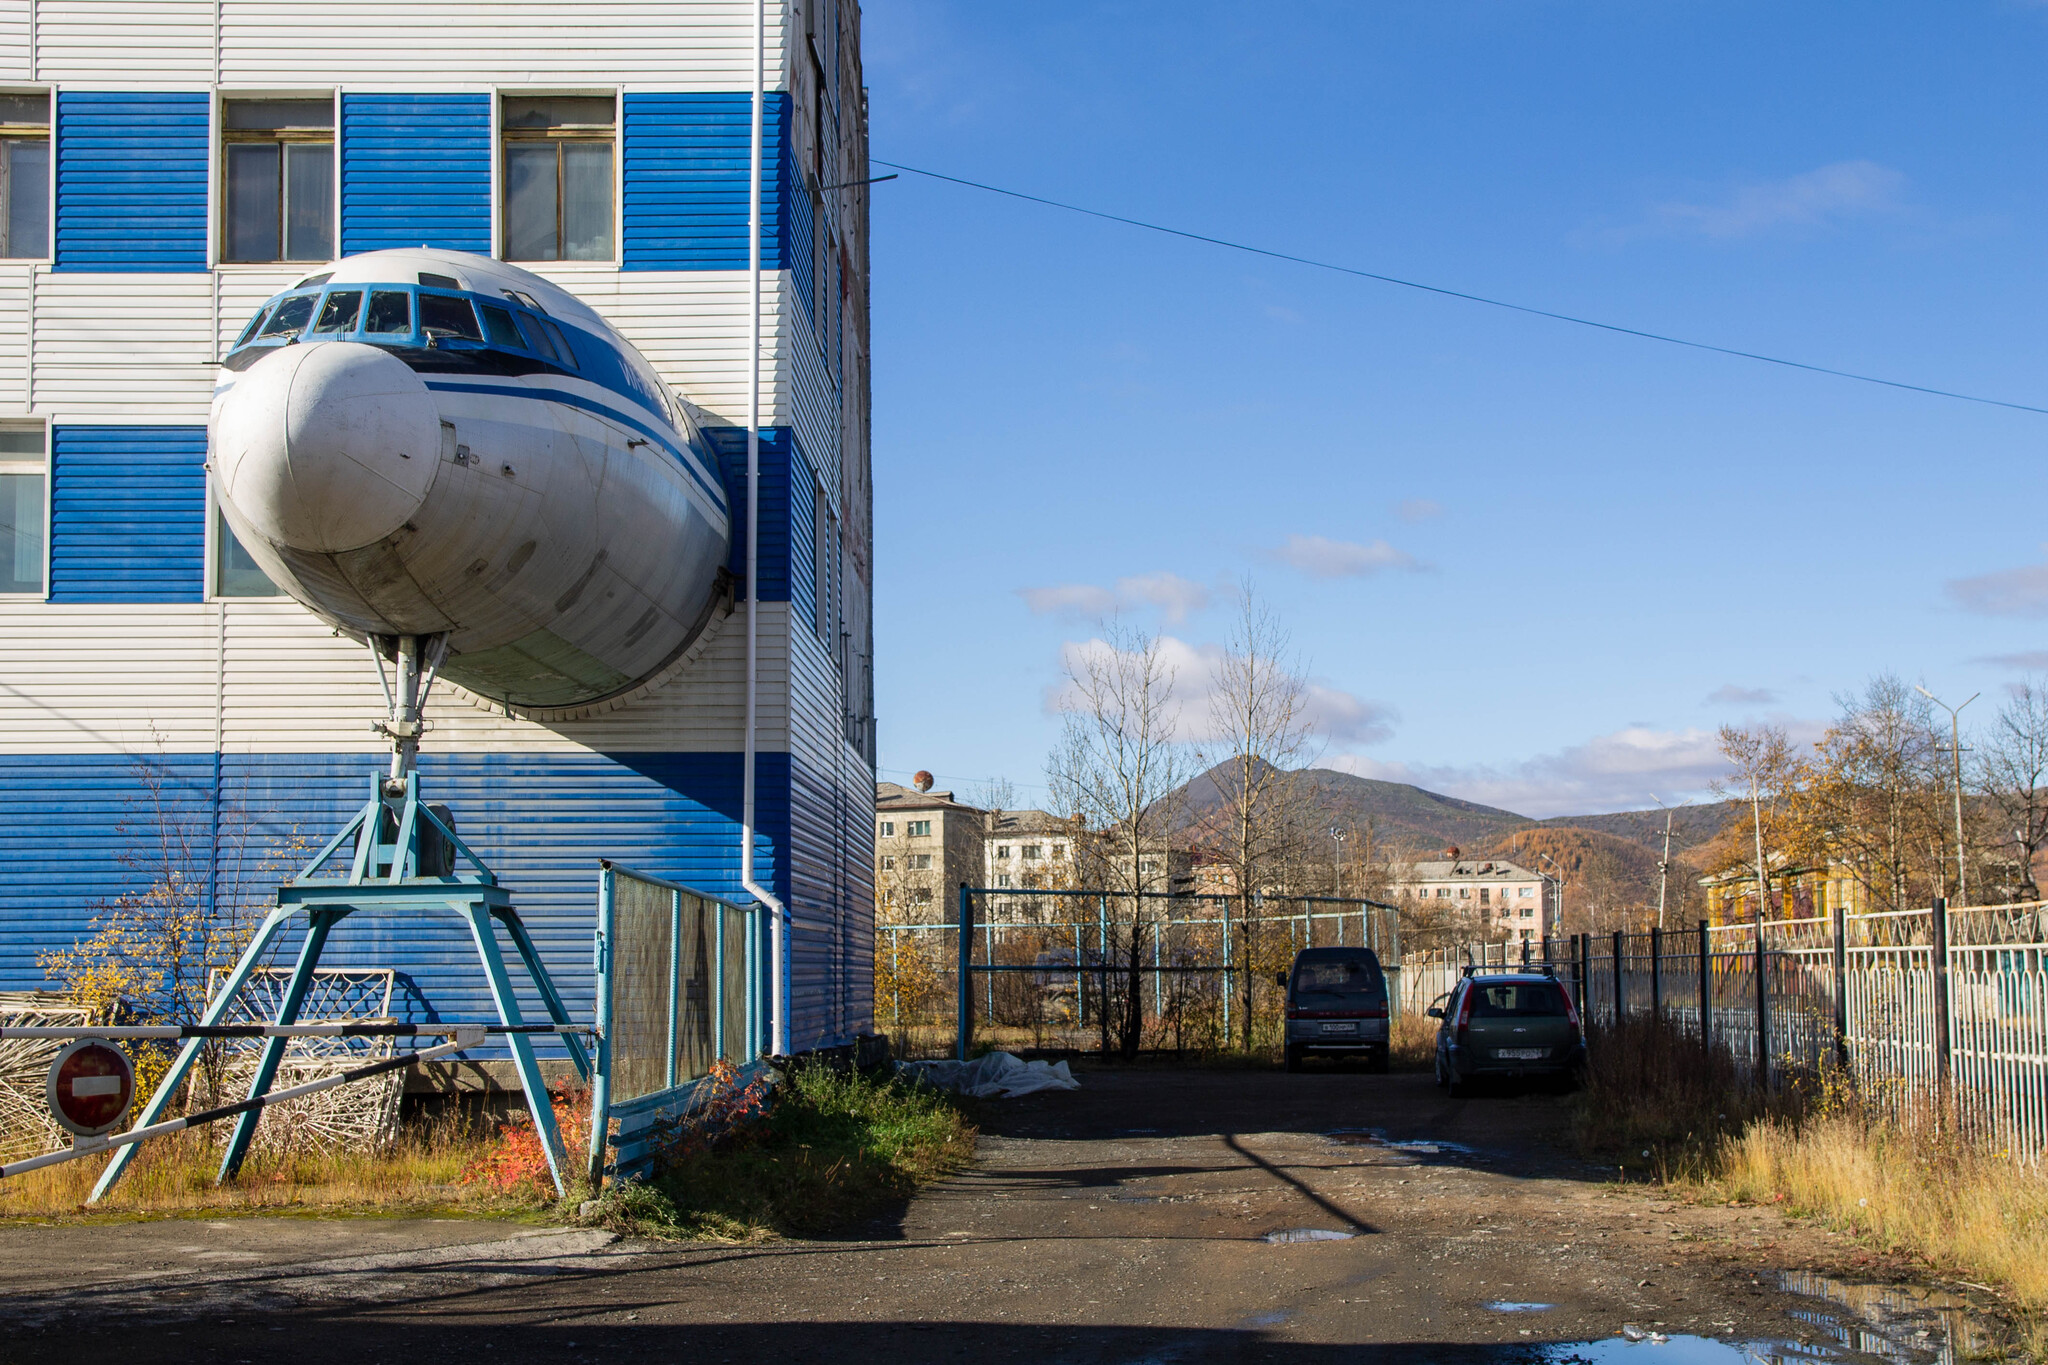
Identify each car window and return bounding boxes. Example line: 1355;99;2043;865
1293;959;1384;1002
1466;983;1568;1017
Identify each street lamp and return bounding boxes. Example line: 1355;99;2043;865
1329;826;1347;898
1916;685;1979;906
1533;850;1565;938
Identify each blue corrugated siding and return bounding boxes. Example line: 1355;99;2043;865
48;426;206;603
621;92;789;271
704;425;793;602
54;91;209;271
0;751;812;1057
340;94;491;255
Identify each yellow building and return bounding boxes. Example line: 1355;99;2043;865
1699;859;1867;924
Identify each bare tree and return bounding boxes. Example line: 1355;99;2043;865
1794;675;1948;913
1203;586;1318;1051
1713;722;1796;921
1981;679;2048;902
1047;623;1189;1059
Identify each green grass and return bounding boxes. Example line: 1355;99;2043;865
589;1064;976;1241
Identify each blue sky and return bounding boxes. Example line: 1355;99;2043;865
861;1;2048;818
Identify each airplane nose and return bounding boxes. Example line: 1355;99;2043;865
211;342;441;554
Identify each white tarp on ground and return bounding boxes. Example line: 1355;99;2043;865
901;1051;1080;1098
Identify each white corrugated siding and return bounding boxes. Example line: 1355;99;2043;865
33;1;784;89
0;600;781;755
527;269;787;430
215;269;299;358
0;265;30;411
34;274;214;421
35;1;217;85
0;1;29;80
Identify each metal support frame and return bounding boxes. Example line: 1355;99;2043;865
92;751;584;1204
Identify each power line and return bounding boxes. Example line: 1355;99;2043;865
874;158;2048;419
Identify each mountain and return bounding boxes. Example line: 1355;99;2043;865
1173;763;1735;866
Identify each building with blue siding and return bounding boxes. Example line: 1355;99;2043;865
0;0;877;1077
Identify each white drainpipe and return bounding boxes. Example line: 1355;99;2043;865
741;0;790;1057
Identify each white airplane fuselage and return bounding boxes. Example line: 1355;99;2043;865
209;249;731;710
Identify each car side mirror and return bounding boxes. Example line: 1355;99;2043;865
1425;1005;1444;1019
1274;972;1289;988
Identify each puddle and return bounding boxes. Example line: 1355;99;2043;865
1487;1302;1557;1313
1777;1270;1999;1364
1262;1227;1356;1244
1536;1338;1832;1363
1325;1127;1482;1160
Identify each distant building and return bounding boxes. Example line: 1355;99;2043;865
1698;859;1867;924
983;809;1081;890
875;780;985;921
1392;855;1556;942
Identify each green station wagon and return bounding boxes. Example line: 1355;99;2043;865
1428;967;1585;1096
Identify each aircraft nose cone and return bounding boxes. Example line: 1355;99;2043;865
211;342;440;554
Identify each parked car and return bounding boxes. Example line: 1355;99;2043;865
1277;947;1389;1073
1428;966;1585;1096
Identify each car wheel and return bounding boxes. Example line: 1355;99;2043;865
1284;1044;1303;1074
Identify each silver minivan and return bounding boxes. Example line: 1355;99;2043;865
1277;947;1390;1073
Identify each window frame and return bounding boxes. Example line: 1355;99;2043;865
494;88;620;267
0;419;49;599
207;500;284;601
0;88;52;263
215;91;340;268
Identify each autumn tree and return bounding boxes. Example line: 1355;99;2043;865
1047;623;1189;1059
1980;678;2048;902
1791;675;1950;914
1712;722;1798;920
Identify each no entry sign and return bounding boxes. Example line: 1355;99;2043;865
45;1038;135;1138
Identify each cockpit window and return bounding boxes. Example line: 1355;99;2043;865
538;318;578;369
477;302;524;349
364;290;411;334
312;290;362;333
258;294;316;339
234;305;273;348
513;312;560;363
418;293;482;341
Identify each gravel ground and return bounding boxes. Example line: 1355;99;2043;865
0;1065;2011;1363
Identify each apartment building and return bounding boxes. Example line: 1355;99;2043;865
1393;855;1556;941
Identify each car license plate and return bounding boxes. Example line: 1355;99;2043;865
1319;1022;1356;1033
1496;1047;1545;1060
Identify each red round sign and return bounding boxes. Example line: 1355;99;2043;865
45;1038;135;1138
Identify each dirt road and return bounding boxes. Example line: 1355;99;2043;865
0;1066;2004;1363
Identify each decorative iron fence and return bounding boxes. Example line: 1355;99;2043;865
1402;900;2048;1163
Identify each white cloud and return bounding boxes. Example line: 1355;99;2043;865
1043;634;1394;748
1019;583;1117;617
1705;684;1778;706
1396;499;1443;523
1606;160;1906;243
1018;572;1212;624
1271;534;1421;579
1325;725;1734;818
1948;552;2048;617
1978;651;2048;671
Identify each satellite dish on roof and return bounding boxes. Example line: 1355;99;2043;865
913;771;933;792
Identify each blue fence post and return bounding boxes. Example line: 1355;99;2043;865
588;864;615;1190
956;883;974;1061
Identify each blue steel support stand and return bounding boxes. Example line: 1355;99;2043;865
90;770;587;1203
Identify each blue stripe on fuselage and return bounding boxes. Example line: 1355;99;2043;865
421;380;728;513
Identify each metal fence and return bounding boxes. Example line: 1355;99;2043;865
589;862;762;1182
1412;900;2048;1162
879;889;1401;1059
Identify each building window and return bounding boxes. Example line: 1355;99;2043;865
1022;844;1043;861
1458;888;1471;899
1520;905;1534;918
996;873;1012;888
0;426;44;594
1479;888;1490;904
1519;887;1534;898
995;845;1010;860
213;508;281;598
878;855;894;871
1141;858;1159;873
878;820;894;837
501;95;614;262
1436;888;1450;898
907;820;931;838
1052;844;1067;860
910;888;932;906
0;94;48;259
222;99;335;263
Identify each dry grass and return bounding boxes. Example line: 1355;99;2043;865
0;1102;544;1222
1573;1018;2048;1354
1389;1012;1436;1071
